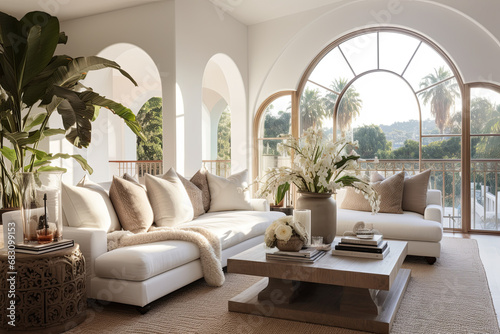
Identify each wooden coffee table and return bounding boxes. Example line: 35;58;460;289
227;239;409;333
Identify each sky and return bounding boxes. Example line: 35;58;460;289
265;31;474;132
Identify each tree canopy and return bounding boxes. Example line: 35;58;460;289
136;97;163;161
217;106;231;160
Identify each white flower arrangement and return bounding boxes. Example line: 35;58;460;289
264;216;308;248
255;128;380;213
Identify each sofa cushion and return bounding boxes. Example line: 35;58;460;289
183;211;284;250
340;171;405;214
109;176;154;233
62;176;120;232
190;168;211;212
177;172;204;219
145;170;194;227
402;169;431;215
95;240;201;281
207;170;252;212
337;208;443;242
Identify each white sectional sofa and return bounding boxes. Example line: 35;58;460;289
336;188;443;264
65;200;283;312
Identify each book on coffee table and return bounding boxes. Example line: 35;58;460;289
273;247;319;258
332;245;390;260
15;239;74;255
335;240;389;254
266;250;326;263
340;234;383;246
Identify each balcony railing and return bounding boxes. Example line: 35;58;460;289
202;160;231;178
109;160;163;182
109;160;232;180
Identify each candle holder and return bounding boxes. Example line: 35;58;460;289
293;209;311;246
18;171;64;244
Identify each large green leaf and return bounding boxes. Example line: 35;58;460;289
51;86;94;147
23;55;73;107
0;146;17;165
19;12;61;87
48;56;138;89
78;90;146;141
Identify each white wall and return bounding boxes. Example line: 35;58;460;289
57;1;176;184
175;0;248;176
248;0;500;121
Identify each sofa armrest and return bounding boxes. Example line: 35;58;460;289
250;198;270;212
64;227;108;278
424;204;443;224
426;189;442;206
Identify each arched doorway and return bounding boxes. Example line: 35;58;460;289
201;54;246;176
78;43;162;183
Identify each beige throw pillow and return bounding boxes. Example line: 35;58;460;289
190;168;211;212
145;169;194;227
207;169;252;212
402;169;431;215
176;172;205;219
340;171;405;214
109;175;154;233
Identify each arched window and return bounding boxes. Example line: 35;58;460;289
253;92;293;181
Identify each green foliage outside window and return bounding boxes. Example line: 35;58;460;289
217;107;231;160
136;97;163;161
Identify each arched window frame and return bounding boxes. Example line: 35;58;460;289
253;27;500;234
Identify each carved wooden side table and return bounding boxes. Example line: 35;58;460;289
0;244;87;333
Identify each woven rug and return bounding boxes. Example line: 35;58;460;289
67;237;499;333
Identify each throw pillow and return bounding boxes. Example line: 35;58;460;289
77;175;122;231
62;176;121;232
109;175;154;233
176;172;205;219
402;169;431;215
190;168;211;212
340;171;405;214
206;169;252;212
145;169;194;227
123;172;146;190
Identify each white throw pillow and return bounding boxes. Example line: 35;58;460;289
207;169;252;212
62;175;121;232
145;169;194;227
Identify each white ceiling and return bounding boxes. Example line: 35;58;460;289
0;0;162;21
0;0;344;25
208;0;345;25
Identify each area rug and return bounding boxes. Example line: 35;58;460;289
67;237;499;333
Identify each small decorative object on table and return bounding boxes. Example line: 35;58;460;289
18;171;64;244
265;216;308;252
293;209;311;245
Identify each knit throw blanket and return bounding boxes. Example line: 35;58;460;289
107;226;225;286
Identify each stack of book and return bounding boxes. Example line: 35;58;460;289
15;239;74;255
332;235;390;260
266;247;326;263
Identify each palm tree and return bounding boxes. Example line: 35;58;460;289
300;88;325;132
324;78;362;136
418;67;460;134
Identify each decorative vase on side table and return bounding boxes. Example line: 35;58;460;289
296;192;337;244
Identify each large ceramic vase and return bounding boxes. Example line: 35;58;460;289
295;192;337;244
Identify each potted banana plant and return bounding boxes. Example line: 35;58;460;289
0;11;146;210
